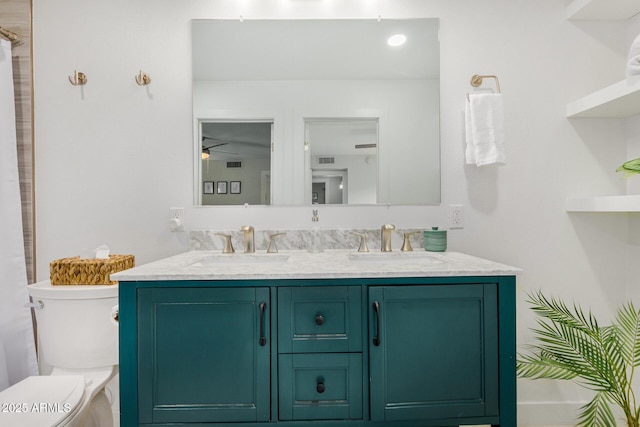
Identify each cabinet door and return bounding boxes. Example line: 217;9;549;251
369;284;498;422
137;287;270;424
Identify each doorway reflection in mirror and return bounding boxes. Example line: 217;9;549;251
200;121;272;206
306;118;377;205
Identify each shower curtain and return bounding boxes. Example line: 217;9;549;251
0;39;38;391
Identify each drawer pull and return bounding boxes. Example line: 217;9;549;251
259;301;267;346
372;301;381;346
315;313;325;326
316;378;325;394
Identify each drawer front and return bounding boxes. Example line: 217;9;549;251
278;286;362;353
278;353;363;421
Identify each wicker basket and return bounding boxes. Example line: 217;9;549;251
50;254;135;285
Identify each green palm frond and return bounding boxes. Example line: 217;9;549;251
576;392;617;427
523;299;615;391
527;291;600;336
614;302;640;368
517;351;577;380
602;325;630;394
518;291;640;427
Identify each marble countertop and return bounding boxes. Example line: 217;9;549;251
112;250;521;282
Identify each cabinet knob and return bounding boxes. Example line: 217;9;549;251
315;314;325;326
316;380;325;394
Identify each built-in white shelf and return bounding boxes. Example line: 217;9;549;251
565;1;640;214
566;77;640;118
567;0;640;21
566;195;640;212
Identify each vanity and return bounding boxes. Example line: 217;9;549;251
115;250;519;427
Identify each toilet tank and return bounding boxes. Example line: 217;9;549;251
28;281;119;369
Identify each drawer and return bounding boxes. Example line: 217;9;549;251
278;286;362;353
278;353;363;421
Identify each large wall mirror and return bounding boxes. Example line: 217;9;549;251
192;18;440;206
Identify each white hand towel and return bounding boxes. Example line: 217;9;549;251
465;100;476;164
627;34;640;77
465;93;505;166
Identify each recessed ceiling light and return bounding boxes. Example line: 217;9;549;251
387;34;406;47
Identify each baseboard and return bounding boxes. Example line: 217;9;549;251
518;401;584;426
518;401;618;426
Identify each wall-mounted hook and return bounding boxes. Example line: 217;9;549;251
135;70;151;86
68;70;87;86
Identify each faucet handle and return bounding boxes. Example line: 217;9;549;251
400;231;420;252
215;233;235;253
353;232;369;252
267;233;285;253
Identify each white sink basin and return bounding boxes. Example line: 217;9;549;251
347;252;445;265
188;253;290;266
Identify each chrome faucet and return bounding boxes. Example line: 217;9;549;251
381;224;396;252
240;225;255;253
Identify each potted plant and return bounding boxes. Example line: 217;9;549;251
617;158;640;177
517;291;640;427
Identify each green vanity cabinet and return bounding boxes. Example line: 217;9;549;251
369;284;499;422
136;286;271;424
120;275;516;427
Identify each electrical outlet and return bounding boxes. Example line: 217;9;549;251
169;207;185;232
449;205;464;229
170;207;184;221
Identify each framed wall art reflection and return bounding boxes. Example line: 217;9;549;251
217;181;228;194
203;181;214;194
230;181;241;194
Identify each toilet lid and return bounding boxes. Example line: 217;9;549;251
0;375;85;427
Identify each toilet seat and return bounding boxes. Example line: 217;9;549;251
52;365;117;402
0;375;85;426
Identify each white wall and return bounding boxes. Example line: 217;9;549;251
32;0;634;425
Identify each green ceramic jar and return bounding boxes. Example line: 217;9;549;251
424;227;447;252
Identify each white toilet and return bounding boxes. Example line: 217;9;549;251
0;280;119;427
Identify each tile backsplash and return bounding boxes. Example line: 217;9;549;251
189;229;426;252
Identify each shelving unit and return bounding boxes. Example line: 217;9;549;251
567;0;640;21
565;1;640;212
566;77;640;118
566;195;640;212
